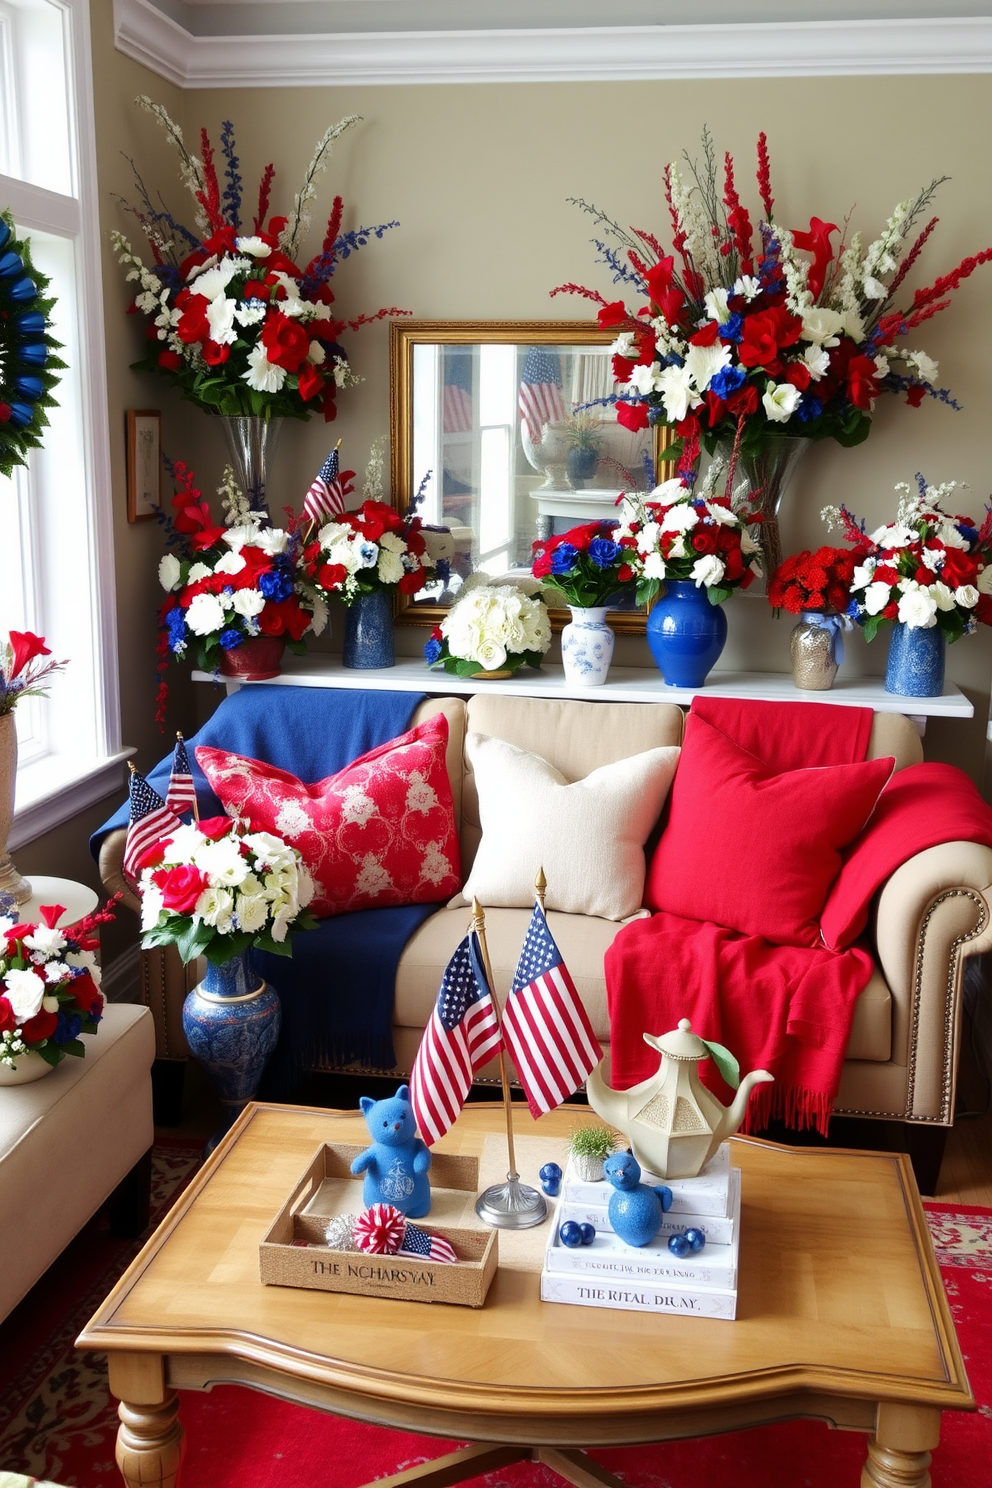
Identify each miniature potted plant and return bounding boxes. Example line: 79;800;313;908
567;1123;619;1182
563;414;604;488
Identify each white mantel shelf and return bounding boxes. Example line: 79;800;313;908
195;657;973;720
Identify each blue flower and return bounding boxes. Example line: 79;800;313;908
165;607;187;653
219;628;243;650
797;395;823;424
718;312;744;343
551;543;579;575
424;637;442;664
588;537;621;569
53;1011;82;1043
258;567;293;602
709;364;746;400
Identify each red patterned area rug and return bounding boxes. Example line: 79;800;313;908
1;1162;989;1488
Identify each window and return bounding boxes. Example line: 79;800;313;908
0;0;125;850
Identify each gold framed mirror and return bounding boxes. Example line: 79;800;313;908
389;320;670;634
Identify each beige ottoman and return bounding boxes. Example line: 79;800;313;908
0;1003;155;1321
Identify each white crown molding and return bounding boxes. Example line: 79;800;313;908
112;5;992;87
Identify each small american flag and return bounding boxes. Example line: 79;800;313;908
165;733;197;816
123;768;181;881
519;346;566;443
410;932;503;1146
399;1222;458;1264
442;350;474;434
501;903;602;1119
302;446;355;526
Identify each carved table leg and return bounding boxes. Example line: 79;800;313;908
861;1404;941;1488
116;1391;185;1488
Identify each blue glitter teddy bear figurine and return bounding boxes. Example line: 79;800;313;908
350;1084;432;1218
603;1149;673;1248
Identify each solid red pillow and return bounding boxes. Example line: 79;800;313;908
644;714;894;947
196;713;461;918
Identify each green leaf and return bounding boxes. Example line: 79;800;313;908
204;931;253;964
862;614;884;644
706;585;732;606
253;931;294;957
700;1038;740;1090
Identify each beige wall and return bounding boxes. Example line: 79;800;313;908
18;16;992;913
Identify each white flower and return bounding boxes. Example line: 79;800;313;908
235;895;270;933
234;301;267;327
733;274;762;301
206;294;238;346
187;562;212;582
703;288;730;323
851;560;877;591
377;550;404;586
740;528;761;557
626;362;662;396
23;926;66;957
659;503;699;534
656;364;699;423
195;885;234;930
839;309;866;342
3;968;46;1021
242;342;287;394
935;519;969;551
194;837;251;887
254;528;290;556
609;332;639;360
869;521;915;549
140;885;165;931
801;307;843;344
667;536;687;559
475;637;507;671
42;995;59;1013
703;501;738;527
308;340;326;366
762;382;802;423
801;345;831;381
44;961;69;984
691;554;726;589
977;564;992;596
235;236;272;258
931;581;957;612
642;552;667;580
214;549;247;576
904;349;938;386
242;831;298;872
898;588;939;628
650;477;689;503
863;581;893;615
159;554;182;592
684;338;732;394
863;276;887;300
231;588;266;618
192;260;240;301
185;592;227;637
955;585;980;610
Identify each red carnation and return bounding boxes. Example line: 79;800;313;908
317;562;347;590
399;569;426;594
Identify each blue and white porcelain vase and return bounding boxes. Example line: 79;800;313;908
885;621;946;698
646;580;728;689
560;606;614;687
181;948;281;1151
343;589;395;669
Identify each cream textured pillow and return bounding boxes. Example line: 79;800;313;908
460;732;681;920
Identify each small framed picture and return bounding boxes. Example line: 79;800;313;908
126;409;162;522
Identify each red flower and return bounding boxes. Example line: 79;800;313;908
70;971;104;1015
317;562;347;590
399;569;426;594
597;300;633;329
258;597;309;641
158;350;183;371
20;1008;58;1043
692;529;719;554
6;630;50;677
0;997;15;1033
617;564;634;583
906;384;928;408
297;363;323;402
791;216;838;300
616;400;650;432
260;311;310;373
847;355;880;410
202;340;230;366
939;547;979;588
726;383;759;418
176;298;211;344
244;280;269;301
153;863;209;914
737;307;802;373
197;816;234;841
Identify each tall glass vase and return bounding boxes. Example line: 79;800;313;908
719;436;810;579
220;415;283;517
181;947;281;1153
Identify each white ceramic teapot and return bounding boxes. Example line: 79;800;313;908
587;1019;774;1179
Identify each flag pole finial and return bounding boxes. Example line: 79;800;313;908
127;760;137;775
535;866;547;912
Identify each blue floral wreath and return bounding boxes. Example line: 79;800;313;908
0;212;65;479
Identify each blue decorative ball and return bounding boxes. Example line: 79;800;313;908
559;1221;584;1249
684;1228;706;1252
579;1223;596;1246
539;1162;562;1196
667;1232;692;1258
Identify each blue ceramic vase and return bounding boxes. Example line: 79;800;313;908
343;589;395;669
646;580;728;688
884;622;945;698
181;948;281;1151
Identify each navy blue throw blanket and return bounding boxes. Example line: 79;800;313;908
91;687;436;1089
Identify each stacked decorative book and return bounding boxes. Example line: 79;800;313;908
540;1143;740;1319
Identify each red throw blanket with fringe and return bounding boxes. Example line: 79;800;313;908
605;698;992;1134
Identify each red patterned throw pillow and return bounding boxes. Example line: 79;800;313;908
644;713;894;947
196;714;461;918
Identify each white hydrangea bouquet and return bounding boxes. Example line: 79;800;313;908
424;575;552;677
138;816;317;964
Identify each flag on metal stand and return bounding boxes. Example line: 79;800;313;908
409;928;502;1146
123;764;182;881
165;732;198;819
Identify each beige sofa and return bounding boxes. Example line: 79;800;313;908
100;693;992;1192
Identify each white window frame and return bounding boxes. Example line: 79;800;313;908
1;0;126;851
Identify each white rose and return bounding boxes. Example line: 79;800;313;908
3;968;46;1021
185;592;227;637
762;382;802;423
931;582;957;612
159;554;182;592
897;588;939;628
474;637;507;671
231;588;266;619
691;554;726;589
801;307;843;344
955;585;980;610
863;581;893;615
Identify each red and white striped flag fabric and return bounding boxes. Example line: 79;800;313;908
165;733;197;816
518;346;567;443
123;768;182;881
410;931;503;1146
302;447;355;526
399;1222;458;1264
501;903;603;1119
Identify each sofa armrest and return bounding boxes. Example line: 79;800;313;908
872;841;992;1122
98;826;194;1061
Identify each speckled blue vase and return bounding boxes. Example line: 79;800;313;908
343;589;395;669
884;621;945;698
181;949;281;1152
646;580;728;688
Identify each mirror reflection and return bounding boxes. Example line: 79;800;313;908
390;323;659;630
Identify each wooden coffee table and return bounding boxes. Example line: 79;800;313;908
78;1102;973;1488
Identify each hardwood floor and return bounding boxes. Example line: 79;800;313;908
164;1042;992;1206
